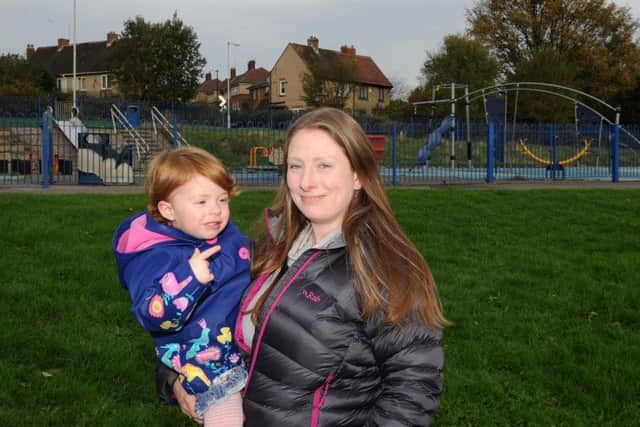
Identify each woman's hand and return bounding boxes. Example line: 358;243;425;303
173;379;203;424
189;246;221;284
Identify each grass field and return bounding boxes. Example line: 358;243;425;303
0;189;638;426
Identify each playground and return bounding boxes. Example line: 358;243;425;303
1;83;640;188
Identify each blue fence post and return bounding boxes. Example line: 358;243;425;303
612;124;620;182
392;122;398;186
486;122;495;183
41;108;51;188
550;123;557;180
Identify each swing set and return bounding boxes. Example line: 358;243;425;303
412;82;640;170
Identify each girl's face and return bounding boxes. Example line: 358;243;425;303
286;128;361;243
158;174;230;240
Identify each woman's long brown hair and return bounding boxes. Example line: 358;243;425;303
251;108;447;329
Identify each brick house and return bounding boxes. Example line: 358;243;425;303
28;32;120;97
220;60;269;111
269;36;393;112
195;72;225;104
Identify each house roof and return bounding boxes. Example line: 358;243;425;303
232;67;269;86
197;78;224;95
290;43;392;88
30;41;114;76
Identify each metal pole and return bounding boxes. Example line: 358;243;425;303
392;122;398;186
450;83;456;170
487;122;495;183
612;124;620;182
72;0;77;112
465;85;471;168
227;41;240;129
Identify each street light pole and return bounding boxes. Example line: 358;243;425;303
227;41;239;129
72;0;77;114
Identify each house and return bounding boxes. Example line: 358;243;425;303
28;32;120;96
248;78;270;109
195;72;225;104
220;60;269;111
269;36;393;113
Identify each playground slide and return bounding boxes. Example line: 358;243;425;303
415;114;454;166
54;117;100;148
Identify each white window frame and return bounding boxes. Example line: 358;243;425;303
358;85;368;100
77;77;86;91
279;79;287;96
101;74;112;90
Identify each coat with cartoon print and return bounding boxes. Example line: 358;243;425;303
113;211;251;394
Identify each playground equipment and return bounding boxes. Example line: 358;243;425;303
413;82;640;174
519;138;591;165
249;146;270;167
415;115;455;166
412;83;472;169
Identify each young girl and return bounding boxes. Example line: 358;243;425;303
113;147;250;426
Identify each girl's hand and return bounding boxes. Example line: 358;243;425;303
173;380;204;424
188;246;221;284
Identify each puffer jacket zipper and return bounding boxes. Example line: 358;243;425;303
243;250;322;397
310;374;334;427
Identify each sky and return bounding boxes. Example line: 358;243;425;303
2;0;640;93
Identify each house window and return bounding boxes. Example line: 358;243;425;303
56;79;63;91
338;83;350;97
101;74;112;89
358;86;368;100
319;82;326;95
378;87;385;102
77;77;86;91
279;80;287;96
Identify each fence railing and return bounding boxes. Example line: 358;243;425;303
151;106;189;147
1;97;640;187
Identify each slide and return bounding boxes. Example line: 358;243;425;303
415;114;454;166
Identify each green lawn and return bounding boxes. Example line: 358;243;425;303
0;189;638;426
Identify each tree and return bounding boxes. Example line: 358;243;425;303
414;34;499;119
0;53;55;96
468;0;640;100
109;13;206;101
302;55;358;109
508;47;578;122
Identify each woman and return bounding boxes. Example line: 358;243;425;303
168;107;447;425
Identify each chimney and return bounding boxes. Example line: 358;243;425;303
107;32;119;46
205;72;212;81
26;44;35;59
340;45;356;55
307;36;319;53
230;67;236;79
57;38;69;50
247;60;255;71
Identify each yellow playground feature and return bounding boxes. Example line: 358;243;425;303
248;146;284;167
519;138;592;166
249;146;270;167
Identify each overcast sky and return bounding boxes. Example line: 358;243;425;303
2;0;640;91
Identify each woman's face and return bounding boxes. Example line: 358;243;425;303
286;128;361;243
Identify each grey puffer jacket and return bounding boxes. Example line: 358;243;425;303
235;217;444;427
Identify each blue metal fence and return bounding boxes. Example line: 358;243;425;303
1;96;639;187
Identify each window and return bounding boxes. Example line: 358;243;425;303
378;87;385;102
279;79;287;96
101;74;112;90
358;85;368;100
56;79;62;91
338;83;349;97
77;77;86;91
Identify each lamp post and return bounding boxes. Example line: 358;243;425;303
72;0;77;115
227;41;239;129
